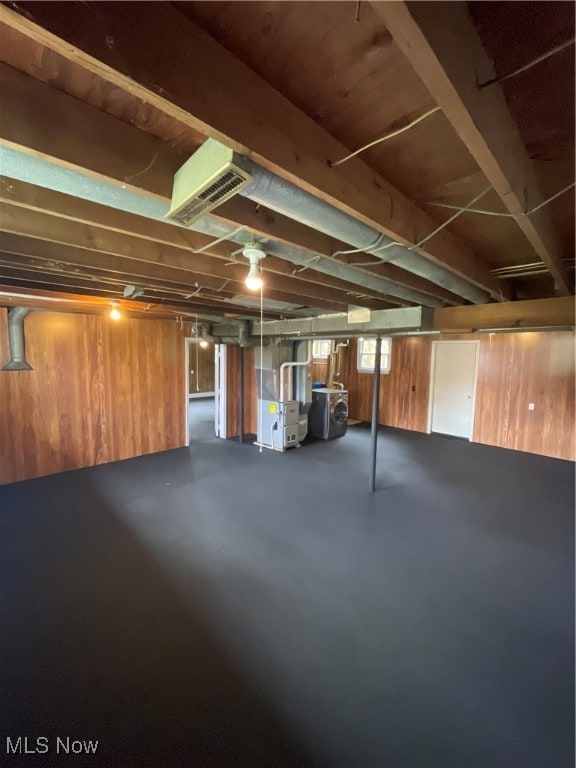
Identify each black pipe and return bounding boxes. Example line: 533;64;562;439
369;337;382;492
238;346;244;443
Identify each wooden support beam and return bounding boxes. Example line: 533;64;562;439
0;66;458;308
434;297;575;332
0;177;404;306
0;278;296;320
0;204;391;311
0;267;286;318
0;5;502;297
0;250;354;314
372;1;572;296
0;284;238;321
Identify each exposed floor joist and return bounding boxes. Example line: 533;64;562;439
373;1;572;296
0;4;504;298
0;284;267;322
0;263;348;318
0;63;462;307
0;204;400;313
0;177;431;307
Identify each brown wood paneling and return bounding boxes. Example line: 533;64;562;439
474;331;575;460
311;359;329;384
226;346;257;438
473;334;512;449
343;331;575;460
343;337;432;432
0;311;186;484
101;316;185;463
189;342;215;394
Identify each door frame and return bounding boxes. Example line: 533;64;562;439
427;340;480;440
185;338;219;446
214;343;227;439
186;338;216;399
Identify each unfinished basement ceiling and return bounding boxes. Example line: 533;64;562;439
0;0;573;321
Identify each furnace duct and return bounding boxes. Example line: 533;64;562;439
2;307;33;371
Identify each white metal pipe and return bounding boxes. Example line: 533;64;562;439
280;340;312;402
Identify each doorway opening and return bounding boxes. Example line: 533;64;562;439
185;338;216;446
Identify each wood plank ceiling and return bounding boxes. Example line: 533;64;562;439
0;0;573;322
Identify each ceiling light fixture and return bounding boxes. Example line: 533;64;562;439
242;244;266;291
199;339;209;348
109;300;122;320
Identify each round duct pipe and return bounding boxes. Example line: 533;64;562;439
241;162;491;304
2;307;33;371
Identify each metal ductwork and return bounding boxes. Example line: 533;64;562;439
252;305;433;339
2;307;33;371
199;323;215;345
201;320;269;347
240;163;491;304
230;318;264;347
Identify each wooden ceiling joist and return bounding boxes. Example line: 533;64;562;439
0;249;359;315
0;284;261;321
0;4;503;297
0;177;414;306
373;1;572;296
0;204;398;312
0;64;461;307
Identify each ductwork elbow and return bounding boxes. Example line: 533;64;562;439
2;307;33;371
199;324;215;344
231;319;251;347
231;318;269;347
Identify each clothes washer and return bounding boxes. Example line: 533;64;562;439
308;388;349;440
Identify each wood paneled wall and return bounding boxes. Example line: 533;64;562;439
311;358;329;384
341;332;575;461
0;309;186;484
342;337;433;432
188;341;215;394
473;331;575;459
226;346;257;438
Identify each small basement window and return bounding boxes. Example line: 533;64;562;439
312;339;332;359
357;337;392;374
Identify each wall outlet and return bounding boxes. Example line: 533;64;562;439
528;402;535;411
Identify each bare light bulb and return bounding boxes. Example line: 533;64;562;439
109;304;122;320
199;340;209;348
245;262;263;291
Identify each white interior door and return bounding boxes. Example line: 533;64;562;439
214;344;227;439
430;341;478;439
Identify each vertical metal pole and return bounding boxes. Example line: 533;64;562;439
238;346;244;443
369;336;382;492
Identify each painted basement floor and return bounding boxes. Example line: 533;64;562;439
1;408;574;768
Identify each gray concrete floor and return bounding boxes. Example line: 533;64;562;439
1;418;574;767
188;396;216;444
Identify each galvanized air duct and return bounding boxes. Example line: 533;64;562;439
240;163;490;304
230;318;267;347
2;307;33;371
201;321;268;347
